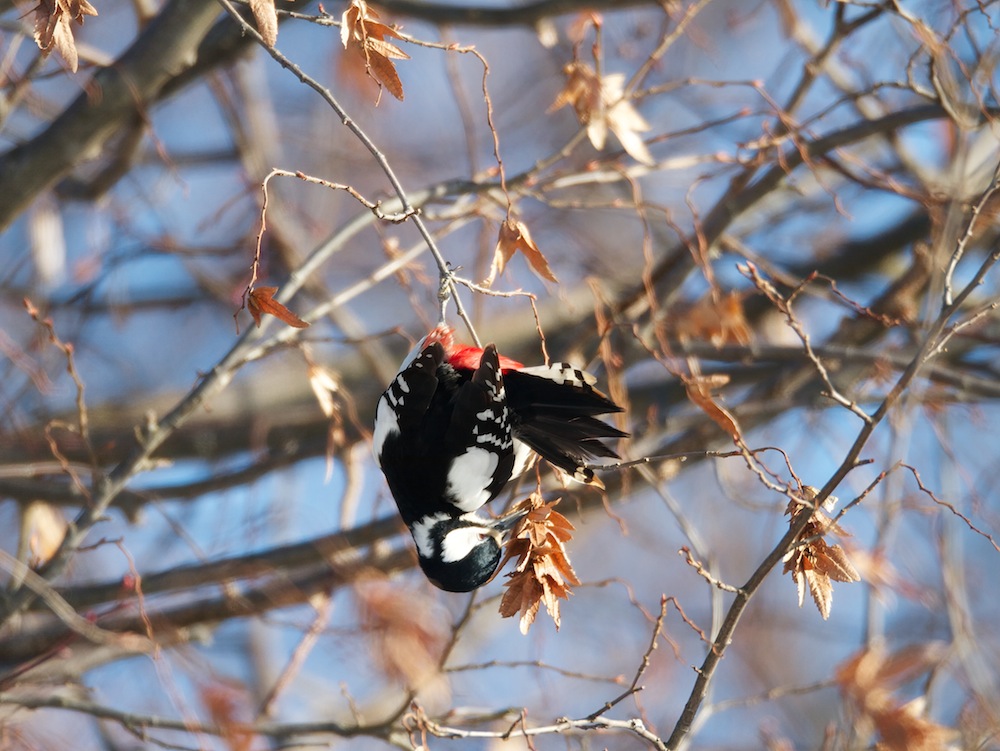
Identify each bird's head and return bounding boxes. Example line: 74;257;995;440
409;510;527;593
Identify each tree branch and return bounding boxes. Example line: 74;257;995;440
0;0;222;232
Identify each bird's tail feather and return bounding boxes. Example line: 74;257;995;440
504;367;627;485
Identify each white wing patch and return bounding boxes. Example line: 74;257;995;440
371;395;400;466
445;447;499;511
472;407;510;448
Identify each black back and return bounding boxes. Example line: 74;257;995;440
377;343;515;525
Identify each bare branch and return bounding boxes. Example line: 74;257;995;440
0;0;222;231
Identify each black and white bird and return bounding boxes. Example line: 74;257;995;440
373;325;627;592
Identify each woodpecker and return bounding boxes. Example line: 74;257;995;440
373;325;627;592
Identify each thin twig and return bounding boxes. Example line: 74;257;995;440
215;0;481;346
741;263;873;424
415;709;668;750
942;138;1000;307
679;548;742;594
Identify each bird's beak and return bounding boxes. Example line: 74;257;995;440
493;506;530;534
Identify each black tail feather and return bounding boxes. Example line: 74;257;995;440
526;414;627;448
504;368;627;482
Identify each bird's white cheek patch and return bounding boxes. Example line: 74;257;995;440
371;396;400;465
445;447;499;511
441;526;488;562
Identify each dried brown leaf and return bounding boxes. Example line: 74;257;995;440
250;0;278;47
247;286;309;329
683;374;741;438
36;7;77;71
33;3;57;49
499;569;543;634
366;36;409;60
341;0;409;101
547;511;575;541
805;566;833;619
364;50;404;100
201;682;254;751
816;543;861;583
551;61;653;165
672;291;753;346
64;0;99;21
551;61;605;145
866;642;949;694
874;702;954;751
603;73;654;166
485;218;558;286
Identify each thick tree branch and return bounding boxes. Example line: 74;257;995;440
0;0;222;231
357;0;661;26
0;523;411;663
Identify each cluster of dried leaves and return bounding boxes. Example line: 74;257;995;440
247;0;410;99
835;642;955;751
32;0;97;73
663;291;755;439
498;495;581;634
782;487;860;620
551;60;654;166
341;0;410;101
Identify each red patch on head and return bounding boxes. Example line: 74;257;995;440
448;345;523;372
